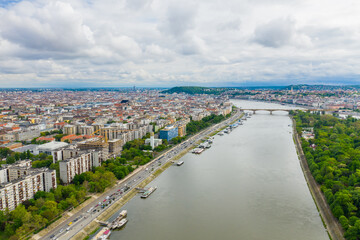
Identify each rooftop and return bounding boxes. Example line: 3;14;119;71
37;141;68;150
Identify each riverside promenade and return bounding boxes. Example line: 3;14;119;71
292;117;345;240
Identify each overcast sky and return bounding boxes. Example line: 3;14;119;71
0;0;359;87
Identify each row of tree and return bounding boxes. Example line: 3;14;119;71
292;110;360;239
186;114;226;135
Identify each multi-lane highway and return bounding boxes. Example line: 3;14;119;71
42;110;242;240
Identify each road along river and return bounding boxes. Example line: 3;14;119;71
107;100;329;240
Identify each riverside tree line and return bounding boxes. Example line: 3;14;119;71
292;110;360;240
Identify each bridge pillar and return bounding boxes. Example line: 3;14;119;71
269;110;273;115
253;110;256;114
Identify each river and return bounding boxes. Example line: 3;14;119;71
109;100;329;240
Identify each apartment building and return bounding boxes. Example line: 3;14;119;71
59;150;101;184
63;125;77;135
0;161;57;211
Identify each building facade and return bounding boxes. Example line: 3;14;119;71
59;150;101;184
0;161;57;211
159;126;178;141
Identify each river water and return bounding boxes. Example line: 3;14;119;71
110;100;329;240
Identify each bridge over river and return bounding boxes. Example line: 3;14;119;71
240;108;332;114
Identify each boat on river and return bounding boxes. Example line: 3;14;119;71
141;187;157;198
192;148;204;154
177;161;184;166
109;210;127;230
112;218;128;229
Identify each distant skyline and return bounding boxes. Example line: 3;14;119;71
0;0;359;87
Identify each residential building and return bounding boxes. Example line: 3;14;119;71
0;161;56;211
63;125;77;135
59;150;101;184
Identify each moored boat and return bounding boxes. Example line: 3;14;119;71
117;218;128;228
141;187;157;198
177;161;184;166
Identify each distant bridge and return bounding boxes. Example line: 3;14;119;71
240;108;332;114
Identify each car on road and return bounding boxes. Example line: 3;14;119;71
59;228;64;233
68;222;73;226
50;234;55;239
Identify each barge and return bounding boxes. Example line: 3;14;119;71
141;187;157;198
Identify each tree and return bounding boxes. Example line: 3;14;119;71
340;215;350;230
6;156;16;164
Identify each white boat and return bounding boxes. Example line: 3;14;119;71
141;187;157;198
177;161;184;166
117;218;128;228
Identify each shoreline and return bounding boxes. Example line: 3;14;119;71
70;111;243;240
291;116;345;240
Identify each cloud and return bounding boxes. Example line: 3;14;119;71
125;0;153;10
217;19;241;32
0;1;94;53
0;0;359;87
253;18;291;48
159;3;197;37
252;17;313;49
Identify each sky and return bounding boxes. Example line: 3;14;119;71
0;0;359;88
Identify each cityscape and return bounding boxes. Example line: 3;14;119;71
1;1;360;240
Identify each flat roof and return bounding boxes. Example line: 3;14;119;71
37;141;68;150
12;144;38;153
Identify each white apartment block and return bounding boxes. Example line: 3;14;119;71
59;150;101;184
0;161;57;211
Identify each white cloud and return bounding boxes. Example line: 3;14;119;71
252;17;312;48
0;1;94;53
0;0;359;87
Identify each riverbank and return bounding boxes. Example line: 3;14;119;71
291;117;345;240
70;111;243;240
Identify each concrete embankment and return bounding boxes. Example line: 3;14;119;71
291;117;345;240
